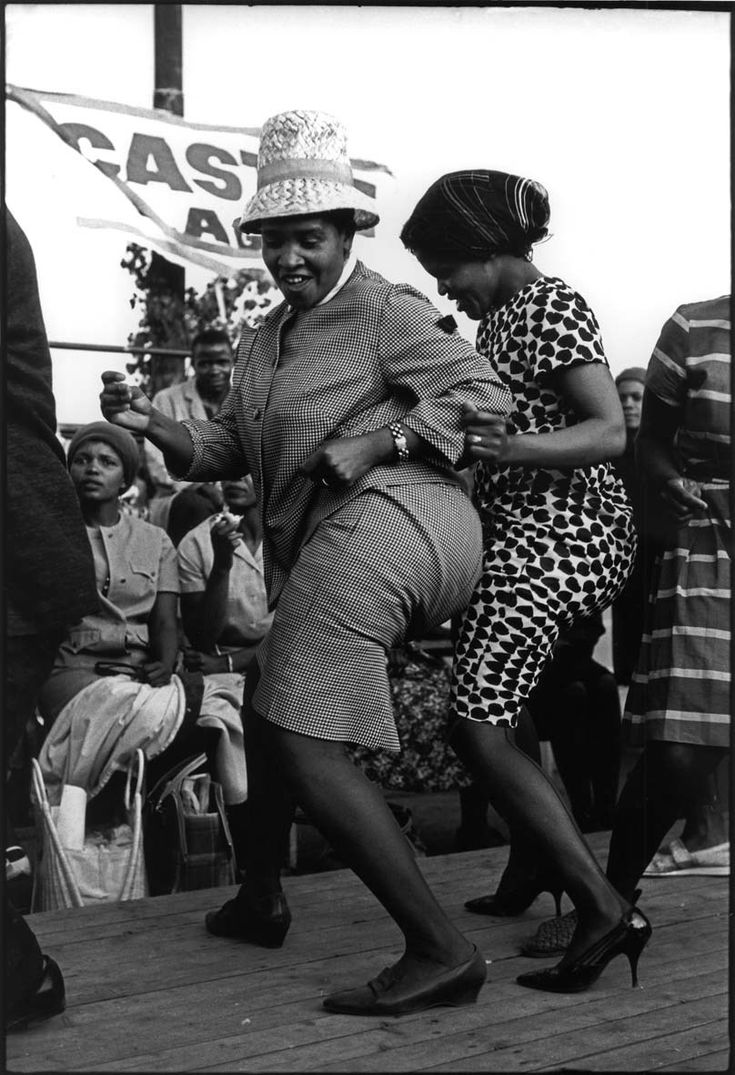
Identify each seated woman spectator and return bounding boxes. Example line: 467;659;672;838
176;476;274;862
36;423;247;859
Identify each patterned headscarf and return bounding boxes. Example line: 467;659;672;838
401;169;550;259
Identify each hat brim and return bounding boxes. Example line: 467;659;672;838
238;178;379;233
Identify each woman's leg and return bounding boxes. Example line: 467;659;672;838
545;682;594;829
451;717;629;963
606;741;728;902
205;664;296;944
230;667;296;895
266;716;474;974
495;706;560;885
586;666;622;829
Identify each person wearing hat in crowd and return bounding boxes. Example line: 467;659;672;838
100;108;512;1016
400;170;651;994
36;423;249;850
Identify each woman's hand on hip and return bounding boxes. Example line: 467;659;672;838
660;477;707;521
461;403;510;464
100;371;154;432
300;430;391;490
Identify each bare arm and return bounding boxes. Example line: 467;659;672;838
144;591;179;686
464;361;626;469
636;389;707;520
180;517;239;650
100;371;195;475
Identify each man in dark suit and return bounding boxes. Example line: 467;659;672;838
4;210;99;1031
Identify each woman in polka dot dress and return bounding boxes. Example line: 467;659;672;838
402;171;651;994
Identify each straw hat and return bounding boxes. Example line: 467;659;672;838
237;109;380;234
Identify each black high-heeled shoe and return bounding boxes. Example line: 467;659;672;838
516;907;652;994
205;888;291;947
465;870;563;918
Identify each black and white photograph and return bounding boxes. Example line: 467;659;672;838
4;3;731;1070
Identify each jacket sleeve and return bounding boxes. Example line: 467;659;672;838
378;284;512;465
5;209;99;629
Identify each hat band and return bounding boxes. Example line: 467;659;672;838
257;157;354;189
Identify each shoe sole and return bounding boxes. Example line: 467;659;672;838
643;865;729;877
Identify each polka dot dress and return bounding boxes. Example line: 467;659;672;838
453;276;636;727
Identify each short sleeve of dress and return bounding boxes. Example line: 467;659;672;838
176;526;210;595
525;279;608;382
157;530;180;594
646;307;689;410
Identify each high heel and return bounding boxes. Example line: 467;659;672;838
205;887;291;947
465;870;563;918
516;907;652;994
519;887;643;958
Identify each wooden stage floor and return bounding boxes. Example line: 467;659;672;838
6;833;730;1072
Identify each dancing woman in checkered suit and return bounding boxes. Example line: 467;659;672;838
100;110;513;1016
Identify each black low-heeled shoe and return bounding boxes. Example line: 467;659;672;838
205;889;291;947
516;907;652;994
323;946;487;1016
6;955;66;1033
465;872;563;918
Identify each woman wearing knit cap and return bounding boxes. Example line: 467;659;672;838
101;110;512;1015
401;170;651;994
37;423;250;849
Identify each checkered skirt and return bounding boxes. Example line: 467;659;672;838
253;484;482;751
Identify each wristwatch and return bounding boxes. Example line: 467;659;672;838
388;421;409;463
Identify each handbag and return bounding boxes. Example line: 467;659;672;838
31;749;147;910
144;753;237;895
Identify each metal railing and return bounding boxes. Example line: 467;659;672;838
49;341;192;358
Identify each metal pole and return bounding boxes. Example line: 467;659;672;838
151;3;186;393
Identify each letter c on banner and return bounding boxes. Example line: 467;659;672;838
60;123;120;178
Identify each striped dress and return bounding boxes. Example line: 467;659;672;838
624;295;731;748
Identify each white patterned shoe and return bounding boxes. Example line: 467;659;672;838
644;838;729;877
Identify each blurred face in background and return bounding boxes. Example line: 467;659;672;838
617;379;644;431
193;341;233;399
222;476;257;514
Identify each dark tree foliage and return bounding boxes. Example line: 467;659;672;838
120;243;278;395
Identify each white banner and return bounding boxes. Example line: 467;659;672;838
7;85;392;277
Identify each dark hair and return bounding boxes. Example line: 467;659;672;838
191;327;233;357
401;171;550;262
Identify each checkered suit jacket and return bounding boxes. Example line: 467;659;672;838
181;261;511;603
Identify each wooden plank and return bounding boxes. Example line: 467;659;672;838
655;1045;731;1071
6;842;729;1073
8;926;725;1074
